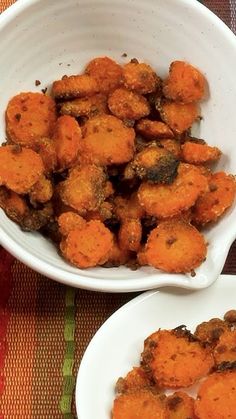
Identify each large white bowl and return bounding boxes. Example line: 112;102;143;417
0;0;236;292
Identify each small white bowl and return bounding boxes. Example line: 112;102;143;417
0;0;236;292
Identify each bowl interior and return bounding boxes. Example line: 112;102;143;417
0;0;236;291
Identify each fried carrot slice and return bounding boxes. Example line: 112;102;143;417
80;115;135;166
32;137;57;173
138;163;208;218
166;391;196;419
137;247;148;266
163;61;206;103
85;56;123;93
159;139;181;159
6;92;57;147
29;175;53;204
0;186;28;223
144;220;207;273
142;329;213;388
105;237;130;267
112;389;167;419
0;145;44;194
115;367;154;394
158;100;200;134
181;141;221;164
58;164;106;215
60;220;113;268
194;318;230;346
214;330;236;365
114;193;145;221
52;74;99;100
136;119;174;140
118;218;142;252
192;172;236;225
194;370;236;418
123;61;160;94
108;87;150;120
59;93;108;118
53;115;81;170
57;211;86;236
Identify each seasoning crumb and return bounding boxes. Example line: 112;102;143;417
41;87;48;94
15;113;21;121
122;53;127;58
190;270;196;277
35;80;41;86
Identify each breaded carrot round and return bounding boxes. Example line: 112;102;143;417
112;389;167;419
32;137;57;173
115;367;153;395
194;318;230;346
142;329;213;388
138;163;208;218
85;56;123;94
194;370;236;418
192;172;236;225
29;175;53;204
166;391;195;419
0;186;28;223
60;220;113;268
136;119;174;140
214;330;236;365
80;115;135;166
181;141;221;164
108;87;150;120
0;145;44;194
118;219;142;252
123;61;159;94
158;100;200;134
53;115;81;170
52;74;99;100
163;61;206;103
60;93;108;118
6;92;56;147
144;220;207;273
58;164;106;215
58;212;86;236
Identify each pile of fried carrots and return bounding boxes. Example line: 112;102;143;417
112;310;236;418
0;57;235;272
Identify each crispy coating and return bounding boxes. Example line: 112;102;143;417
159;139;181;159
136;119;174;140
53;115;81;170
57;211;86;236
137;246;148;266
163;61;206;103
123;61;160;94
192;172;236;225
166;391;196;419
158;100;200;134
85;201;114;222
32;137;57;173
138;163;208;218
58;164;106;215
60;220;113;268
80;115;135;166
85;56;123;94
194;370;236;418
142;329;213;388
59;93;108;118
0;145;44;194
114;193;145;221
115;367;154;394
108;87;150;120
118;219;142;252
144;220;207;273
112;389;167;419
130;145;179;184
214;330;236;365
0;186;28;223
6;92;57;147
20;202;54;231
105;237;130;267
194;318;230;346
181;141;221;165
52;74;99;100
29;175;53;204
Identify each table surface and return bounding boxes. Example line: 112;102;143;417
0;0;236;418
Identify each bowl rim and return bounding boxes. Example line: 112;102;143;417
0;0;236;292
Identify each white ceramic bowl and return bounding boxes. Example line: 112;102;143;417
0;0;236;292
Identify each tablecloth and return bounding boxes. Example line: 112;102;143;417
0;0;236;418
